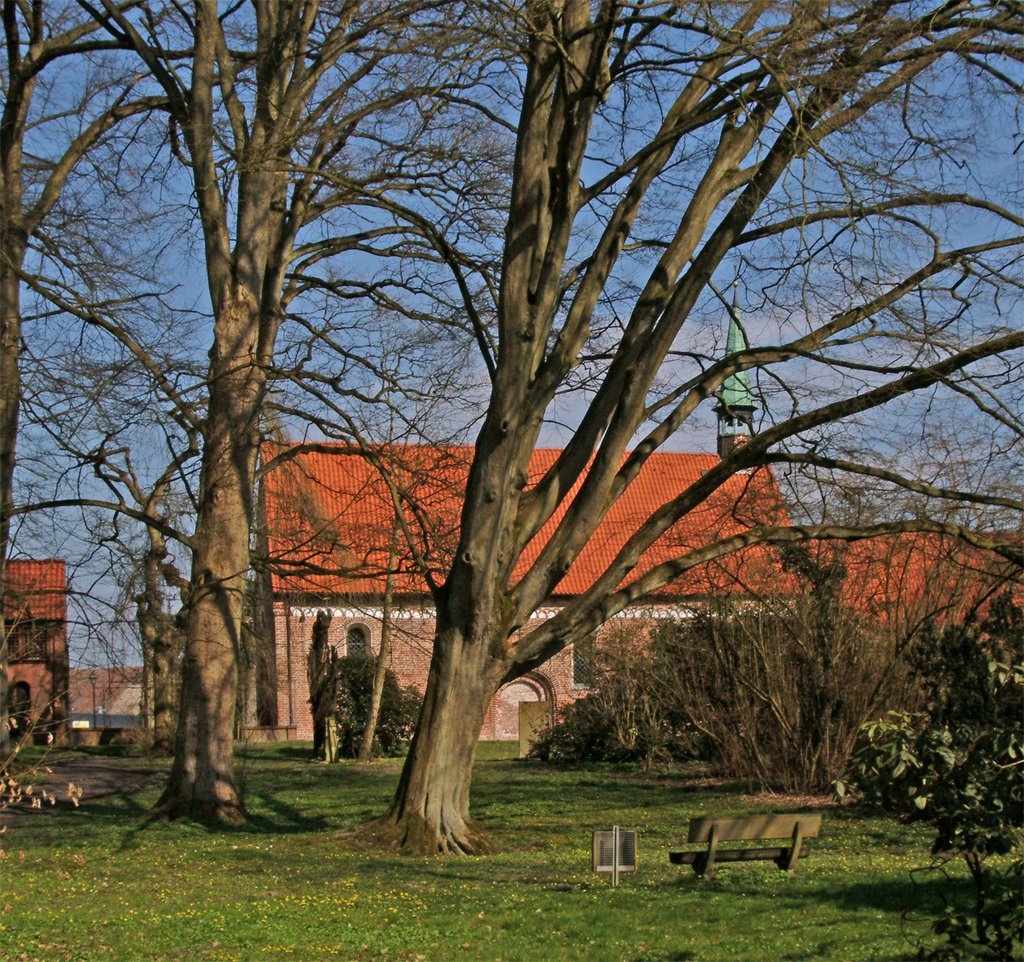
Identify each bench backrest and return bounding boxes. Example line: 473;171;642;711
687;813;821;843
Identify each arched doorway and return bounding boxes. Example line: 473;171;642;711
11;681;31;739
484;673;554;743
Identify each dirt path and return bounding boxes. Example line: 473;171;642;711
2;755;164;825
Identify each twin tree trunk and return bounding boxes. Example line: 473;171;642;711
153;298;263;822
137;523;180;755
150;628;179;756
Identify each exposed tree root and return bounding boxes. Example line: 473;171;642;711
149;789;245;826
357;813;497;856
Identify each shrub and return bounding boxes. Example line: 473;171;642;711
332;653;421;758
528;693;632;763
659;544;918;793
530;632;699;767
840;596;1024;962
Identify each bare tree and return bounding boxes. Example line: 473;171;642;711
12;245;203;745
80;0;489;820
359;1;1024;853
0;1;167;758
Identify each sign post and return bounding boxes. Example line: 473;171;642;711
592;826;638;887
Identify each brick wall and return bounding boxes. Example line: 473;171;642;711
270;601;668;742
7;618;69;740
272;604;439;738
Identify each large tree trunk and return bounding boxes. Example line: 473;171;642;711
373;624;503;854
153;297;263;821
0;4;31;765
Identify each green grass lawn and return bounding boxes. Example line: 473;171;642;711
0;743;968;961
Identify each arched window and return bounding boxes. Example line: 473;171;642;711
346;624;369;655
9;621;46;661
572;644;594;688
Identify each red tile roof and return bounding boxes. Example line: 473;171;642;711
3;560;67;621
68;667;142;715
814;534;1018;624
263;444;789;600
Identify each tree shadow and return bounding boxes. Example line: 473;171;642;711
829;871;969;915
108;788;332;850
235;742;315;763
37;791;166;852
663;867;955;918
630;953;697;962
473;766;747;821
226;791;331;836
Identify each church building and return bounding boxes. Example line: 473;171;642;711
256;308;790;742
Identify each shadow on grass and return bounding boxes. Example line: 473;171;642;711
649;869;954;962
12;788;165;852
474;764;749;820
107;788;336;851
236;742;314;764
232;763;403;837
630;953;697;962
664;865;953;918
229;792;331;836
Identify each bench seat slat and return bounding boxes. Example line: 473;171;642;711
670;813;822;878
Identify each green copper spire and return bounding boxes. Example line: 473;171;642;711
720;304;754;411
715;290;755;458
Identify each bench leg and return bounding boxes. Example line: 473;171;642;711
696;825;720;879
778;822;804;873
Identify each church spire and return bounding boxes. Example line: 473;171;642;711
715;288;755;459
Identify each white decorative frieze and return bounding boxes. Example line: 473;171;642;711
288;606;436;621
286;602;696;622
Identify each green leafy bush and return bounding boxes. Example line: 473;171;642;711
528;693;633;763
908;590;1023;732
529;633;699;767
332;653;421;758
840;595;1024;961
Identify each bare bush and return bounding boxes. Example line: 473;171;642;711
662;545;921;793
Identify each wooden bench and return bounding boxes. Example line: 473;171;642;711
669;813;821;878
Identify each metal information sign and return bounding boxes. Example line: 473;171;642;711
592;826;637;887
